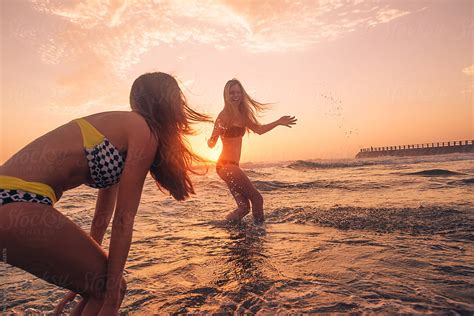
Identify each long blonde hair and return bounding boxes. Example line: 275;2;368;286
222;79;267;130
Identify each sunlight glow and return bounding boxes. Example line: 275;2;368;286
205;142;222;163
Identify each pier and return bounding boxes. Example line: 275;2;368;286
356;140;474;158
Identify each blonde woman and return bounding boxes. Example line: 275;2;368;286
208;79;297;223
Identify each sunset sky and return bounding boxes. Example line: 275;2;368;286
1;0;472;163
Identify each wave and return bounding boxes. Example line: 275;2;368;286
406;169;465;176
253;180;350;191
204;178;392;193
286;154;474;171
447;177;474;186
267;206;473;235
242;169;270;177
287;160;379;170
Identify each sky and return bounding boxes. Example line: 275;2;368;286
0;0;472;164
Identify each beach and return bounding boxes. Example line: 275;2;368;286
1;153;473;314
1;0;473;314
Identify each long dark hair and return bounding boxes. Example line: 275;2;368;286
130;72;211;200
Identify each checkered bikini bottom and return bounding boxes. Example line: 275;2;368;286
0;189;53;206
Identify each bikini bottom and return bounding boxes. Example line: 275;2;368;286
216;159;239;173
0;175;56;206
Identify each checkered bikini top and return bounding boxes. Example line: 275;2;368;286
75;118;126;189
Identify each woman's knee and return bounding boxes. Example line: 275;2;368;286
236;198;250;212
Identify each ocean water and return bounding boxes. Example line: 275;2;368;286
1;153;473;314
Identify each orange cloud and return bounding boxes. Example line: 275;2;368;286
30;0;411;65
25;0;411;109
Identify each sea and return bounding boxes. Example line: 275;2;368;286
1;153;473;314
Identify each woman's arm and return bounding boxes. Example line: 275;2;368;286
90;184;119;244
207;113;224;148
99;119;158;314
247;115;297;135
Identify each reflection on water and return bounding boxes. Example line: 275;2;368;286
155;223;270;314
214;225;268;313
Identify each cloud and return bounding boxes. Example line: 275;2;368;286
374;8;410;24
224;1;411;51
24;0;411;108
462;65;474;76
28;0;411;68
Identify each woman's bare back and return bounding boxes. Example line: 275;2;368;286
0;111;141;200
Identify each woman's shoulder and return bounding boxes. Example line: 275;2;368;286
110;111;154;138
123;111;148;127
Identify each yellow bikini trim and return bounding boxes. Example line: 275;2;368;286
0;175;57;204
74;118;105;149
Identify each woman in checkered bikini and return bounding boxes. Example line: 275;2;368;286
0;72;210;315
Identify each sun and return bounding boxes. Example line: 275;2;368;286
189;136;222;162
205;143;222;162
189;135;223;164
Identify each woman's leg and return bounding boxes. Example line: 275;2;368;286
0;202;125;314
217;165;264;222
225;189;250;221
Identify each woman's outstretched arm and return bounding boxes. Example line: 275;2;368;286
248;115;297;135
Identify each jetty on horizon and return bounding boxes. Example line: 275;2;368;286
356;140;474;158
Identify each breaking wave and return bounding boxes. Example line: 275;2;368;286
267;206;474;235
286;154;474;171
287;160;379;170
253;180;351;191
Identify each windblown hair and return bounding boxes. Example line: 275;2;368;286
222;79;268;130
130;72;212;201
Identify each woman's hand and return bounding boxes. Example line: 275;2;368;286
207;136;217;148
278;115;297;128
98;277;126;316
53;291;77;315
